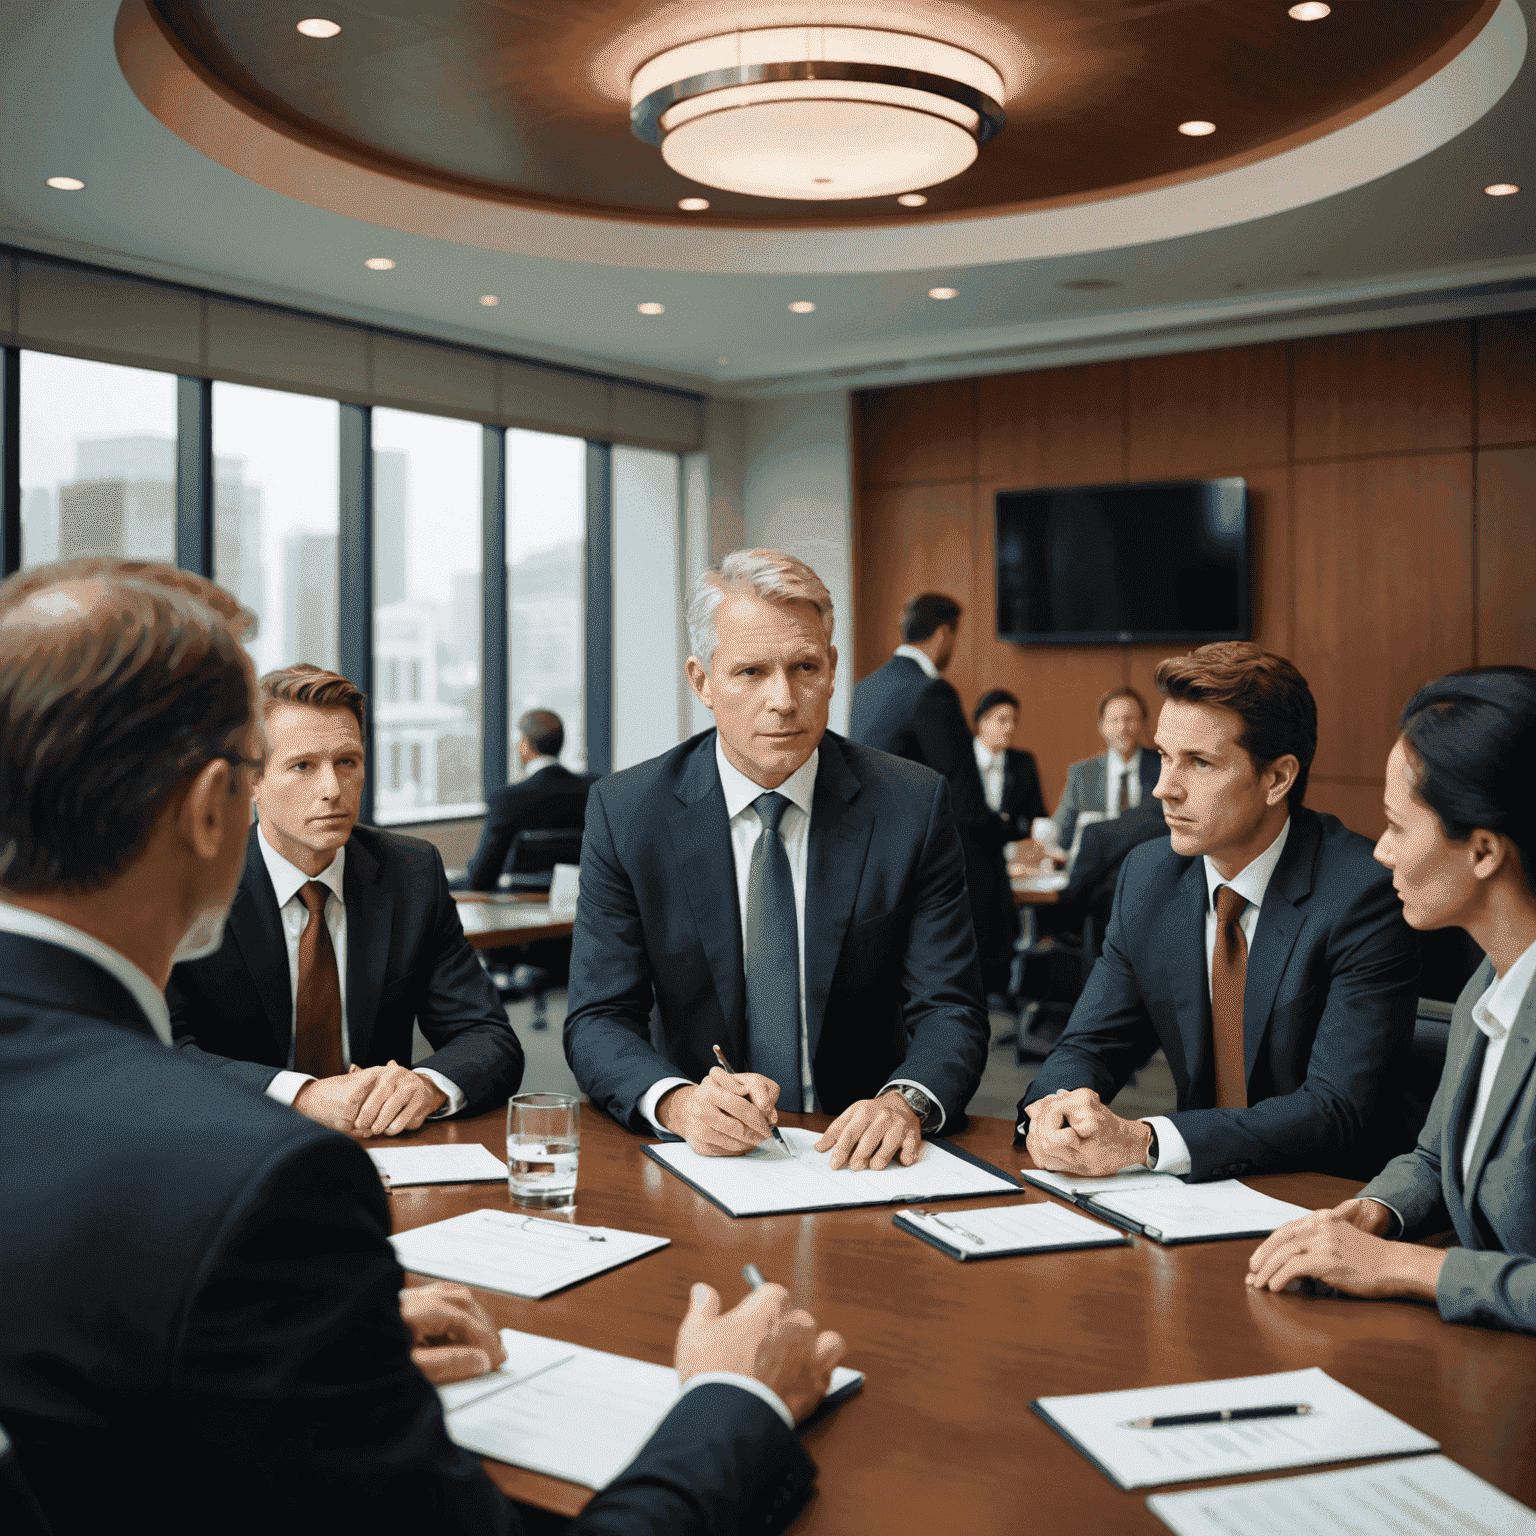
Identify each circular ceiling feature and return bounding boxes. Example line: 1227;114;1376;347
295;18;340;39
677;197;710;210
45;175;86;190
897;193;929;208
363;256;394;269
1289;3;1332;19
637;301;664;314
788;300;817;313
478;294;499;305
1178;120;1218;136
929;286;959;299
1483;181;1520;194
629;29;1005;201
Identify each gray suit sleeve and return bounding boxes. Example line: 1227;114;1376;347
1050;763;1086;848
1436;1248;1536;1335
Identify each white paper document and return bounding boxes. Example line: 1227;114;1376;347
1020;1168;1310;1242
1020;1168;1176;1199
367;1143;508;1186
441;1328;864;1489
897;1200;1125;1257
1147;1455;1536;1536
390;1209;669;1299
648;1126;1018;1216
1035;1367;1438;1490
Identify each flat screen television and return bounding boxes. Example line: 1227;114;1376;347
995;477;1251;645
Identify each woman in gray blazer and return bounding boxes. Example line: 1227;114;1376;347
1247;665;1536;1332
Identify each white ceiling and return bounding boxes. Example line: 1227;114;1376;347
3;0;1534;399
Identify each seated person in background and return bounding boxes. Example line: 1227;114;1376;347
0;559;842;1536
1020;642;1418;1183
566;550;989;1172
463;707;591;892
1249;667;1536;1334
972;688;1046;842
169;663;523;1138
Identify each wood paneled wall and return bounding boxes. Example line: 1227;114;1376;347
852;314;1536;839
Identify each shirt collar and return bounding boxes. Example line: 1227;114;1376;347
1204;817;1291;916
714;735;819;823
974;736;1002;772
257;824;346;910
523;755;560;776
1473;937;1536;1042
0;900;173;1045
1108;747;1140;774
894;644;941;681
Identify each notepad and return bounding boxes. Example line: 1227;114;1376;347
441;1327;864;1489
646;1126;1020;1216
367;1143;508;1186
390;1209;669;1299
894;1200;1126;1260
1147;1455;1536;1536
1019;1168;1310;1243
1033;1367;1438;1490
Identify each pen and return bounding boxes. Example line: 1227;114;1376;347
1122;1404;1313;1429
909;1207;985;1246
711;1044;795;1157
742;1263;768;1290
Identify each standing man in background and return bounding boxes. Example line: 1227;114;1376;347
849;593;1016;995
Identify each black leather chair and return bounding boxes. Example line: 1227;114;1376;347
499;827;585;893
486;827;584;1029
1;1425;53;1536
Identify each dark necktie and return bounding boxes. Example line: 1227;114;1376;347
1211;884;1249;1109
744;792;803;1112
294;880;344;1079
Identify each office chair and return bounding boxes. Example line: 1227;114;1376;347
498;827;586;893
1;1425;53;1536
487;827;584;1027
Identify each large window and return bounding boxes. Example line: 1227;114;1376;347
211;382;340;678
507;429;586;773
371;408;483;822
19;353;178;569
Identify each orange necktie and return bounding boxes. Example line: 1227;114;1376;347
293;881;344;1079
1211;884;1249;1109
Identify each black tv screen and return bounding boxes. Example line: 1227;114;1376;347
995;477;1251;645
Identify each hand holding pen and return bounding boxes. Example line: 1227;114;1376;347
711;1044;796;1158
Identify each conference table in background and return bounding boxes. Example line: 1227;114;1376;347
376;1109;1536;1531
453;892;574;951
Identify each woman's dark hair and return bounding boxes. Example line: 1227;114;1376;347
973;688;1020;723
1399;665;1536;887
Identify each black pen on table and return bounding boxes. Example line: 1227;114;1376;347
711;1044;795;1157
1122;1403;1312;1429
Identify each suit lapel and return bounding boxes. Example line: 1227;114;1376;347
1162;857;1211;1097
223;827;295;1056
1137;748;1161;800
803;738;874;1065
1240;817;1317;1087
343;833;394;1067
1085;756;1106;811
1463;977;1536;1206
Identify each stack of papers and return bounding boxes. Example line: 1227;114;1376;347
894;1200;1126;1260
646;1126;1019;1216
1020;1168;1310;1243
442;1328;864;1489
1034;1367;1438;1490
367;1143;508;1186
391;1209;669;1299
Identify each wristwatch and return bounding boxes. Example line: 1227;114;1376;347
894;1084;940;1132
1144;1122;1160;1168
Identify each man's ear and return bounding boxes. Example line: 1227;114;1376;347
1264;754;1300;807
826;643;838;687
685;656;713;709
178;758;236;861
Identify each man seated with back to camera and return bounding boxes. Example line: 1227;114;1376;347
1019;642;1419;1183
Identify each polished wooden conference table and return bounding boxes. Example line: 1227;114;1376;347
375;1108;1536;1529
453;892;574;950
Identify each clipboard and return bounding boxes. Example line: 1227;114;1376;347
893;1203;1127;1261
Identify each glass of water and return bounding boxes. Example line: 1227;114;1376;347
507;1092;579;1209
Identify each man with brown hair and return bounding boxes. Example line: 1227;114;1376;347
168;662;523;1135
1020;641;1418;1182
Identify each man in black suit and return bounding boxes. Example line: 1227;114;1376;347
1021;642;1418;1183
566;551;989;1172
463;708;591;892
971;688;1047;840
169;663;523;1138
0;559;844;1536
848;593;1016;993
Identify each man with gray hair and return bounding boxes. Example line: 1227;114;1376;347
565;549;989;1170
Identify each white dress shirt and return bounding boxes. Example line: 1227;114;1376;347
894;643;941;680
974;737;1006;814
0;901;172;1043
258;828;464;1115
639;736;945;1134
1105;748;1144;817
521;754;560;777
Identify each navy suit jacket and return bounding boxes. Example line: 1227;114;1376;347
994;747;1048;840
464;764;594;892
168;823;523;1116
1021;807;1419;1181
564;730;990;1132
0;933;815;1536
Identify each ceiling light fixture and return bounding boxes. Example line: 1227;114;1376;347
1178;120;1217;137
296;18;341;38
897;193;929;208
789;301;817;313
479;295;499;306
1288;3;1331;19
928;287;958;299
630;28;1005;201
45;176;85;190
638;302;665;315
1484;182;1520;196
678;197;710;211
364;257;395;270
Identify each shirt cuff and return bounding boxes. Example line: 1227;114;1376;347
1360;1197;1405;1239
1142;1116;1192;1177
879;1079;946;1134
415;1068;466;1118
267;1070;315;1108
680;1372;795;1432
640;1077;696;1136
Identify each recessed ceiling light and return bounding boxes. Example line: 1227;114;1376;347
45;176;85;190
678;197;710;211
928;287;958;300
479;295;499;306
364;257;395;270
788;301;817;314
1288;3;1331;19
1484;182;1521;197
1178;120;1217;137
637;302;665;315
897;193;928;208
296;18;341;38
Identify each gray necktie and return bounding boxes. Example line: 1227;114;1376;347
744;792;803;1112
